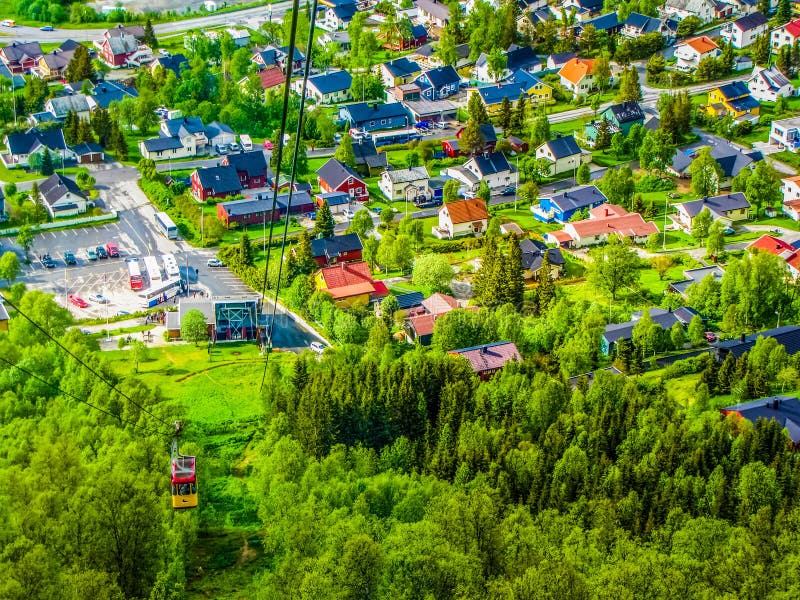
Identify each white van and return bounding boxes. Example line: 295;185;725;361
240;134;253;151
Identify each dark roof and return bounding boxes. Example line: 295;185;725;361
220;191;311;216
728;95;761;112
143;137;184;151
606;102;644;124
419;66;460;87
71;142;104;156
0;41;43;63
223;150;269;178
277;45;305;62
716;81;752;99
395;291;424;310
548;52;577;66
163;116;205;137
308;70;352;94
411;24;428;39
678;192;750;218
506;45;538;71
90;81;138;108
542;135;582;159
195;165;243;195
603;308;683;345
317;158;364;188
382;57;421;78
310;233;364;259
6;128;66;155
154;53;188;76
470;152;511;175
450;341;522;373
341;101;412;124
519;238;565;271
732;11;768;31
545;185;608;212
39;173;85;207
353;138;388;168
722;396;800;443
317;191;350;206
581;11;620;31
712;326;800;359
331;2;358;20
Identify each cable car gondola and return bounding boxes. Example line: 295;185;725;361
171;421;198;509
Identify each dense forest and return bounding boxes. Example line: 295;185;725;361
3;289;800;598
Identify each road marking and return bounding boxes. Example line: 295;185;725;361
49;232;56;238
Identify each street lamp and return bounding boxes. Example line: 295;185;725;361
663;196;668;251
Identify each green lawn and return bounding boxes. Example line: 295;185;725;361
0;163;46;184
771;151;800;172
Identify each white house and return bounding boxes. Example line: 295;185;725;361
206;121;236;148
444;152;513;192
769;116;800;152
660;0;715;23
1;128;73;169
300;70;353;104
771;19;800;52
39;173;88;218
379;167;430;202
720;12;768;49
748;66;796;102
225;28;250;47
433;198;489;239
44;94;91;121
535;135;592;177
782;175;800;219
558;57;595;95
674;36;720;72
139;116;209;161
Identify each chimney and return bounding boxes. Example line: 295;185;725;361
741;333;746;343
772;398;780;410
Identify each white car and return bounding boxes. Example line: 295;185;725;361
88;293;109;304
207;258;225;268
343;209;355;219
309;341;326;354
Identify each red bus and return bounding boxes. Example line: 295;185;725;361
127;259;143;290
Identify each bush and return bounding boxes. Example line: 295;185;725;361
662;355;707;380
635;175;676;193
163;330;171;342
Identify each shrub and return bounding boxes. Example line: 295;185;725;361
636;175;676;193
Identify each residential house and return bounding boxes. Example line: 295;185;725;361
1;128;71;169
519;238;565;279
475;44;539;82
190;165;243;201
720;12;768;49
252;45;305;73
405;292;471;345
475;70;554;114
379;167;431;202
316;191;351;214
532;184;608;223
669;143;762;181
558;57;596;95
103;24;146;40
725;0;760;15
39;173;87;218
320;0;358;31
87;81;138;110
668;264;725;295
140;139;188;165
0;62;25;89
673;192;751;231
674;36;720;72
601;307;698;355
443;152;513;192
782;175;800;219
318;30;351;51
702;81;760;123
547;204;658;247
413;66;461;100
0;41;43;74
546;52;577;71
44;94;91;121
301;70;352;104
771;18;800;52
225;28;250;47
35;40;79;80
380;57;422;87
338;102;412;131
770;116;800;152
72;142;104;164
721;396;800;447
317;158;369;202
215;191;313;227
620;12;677;42
222;150;272;189
712;325;800;361
449;342;521;380
660;0;715;22
404;97;459;126
243;66;287;94
380;23;428;51
352;137;388;175
575;12;622;39
206;121;236;148
309;233;363;266
416;0;450;27
314;261;388;307
100;33;151;67
749;65;795;102
433;198;490;239
748;234;800;278
442;123;498;157
560;0;604;20
150;53;188;77
584;102;644;144
411;42;472;70
735;56;754;72
534;135;592;177
140;116;208;160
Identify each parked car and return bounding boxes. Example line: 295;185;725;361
415;198;443;209
228;143;241;152
64;251;77;265
41;253;55;268
372;207;383;214
435;121;446;129
68;294;89;308
40;25;53;31
501;186;516;196
215;144;228;154
705;331;717;343
264;140;274;150
105;242;119;258
117;310;130;316
343;209;355;219
207;258;225;268
305;211;316;220
95;245;108;259
88;293;109;304
86;248;97;261
309;341;326;354
158;49;171;56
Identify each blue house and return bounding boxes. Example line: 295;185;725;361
338;102;412;132
414;66;461;100
532;184;607;223
601;307;698;355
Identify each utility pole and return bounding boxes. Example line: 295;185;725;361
663;196;668;251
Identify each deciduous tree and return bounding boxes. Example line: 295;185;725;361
181;308;208;345
588;234;639;299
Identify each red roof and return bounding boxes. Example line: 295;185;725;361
565;208;658;239
256;67;286;89
318;261;379;299
421;292;459;315
786;19;800;38
748;234;795;256
449;341;521;373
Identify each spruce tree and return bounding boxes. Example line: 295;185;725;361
498;96;513;133
511;93;527;132
537;251;555;309
778;0;792;24
505;237;525;308
63;110;78;145
65;44;94;83
459;118;486;155
467;91;489;124
77;118;95;143
239;232;254;266
294;230;318;274
40;148;54;175
110;123;128;160
334;134;357;168
595;118;612;149
143;19;159;49
472;235;498;305
313;200;335;238
91;108;112;147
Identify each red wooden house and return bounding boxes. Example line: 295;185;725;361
316;158;369;202
191;165;243;202
0;42;43;74
310;233;363;266
449;341;521;381
380;23;428;51
221;150;272;189
442;124;498;158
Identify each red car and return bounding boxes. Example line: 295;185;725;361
69;294;89;308
263;140;273;150
705;331;717;343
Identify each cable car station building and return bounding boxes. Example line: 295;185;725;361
166;296;264;343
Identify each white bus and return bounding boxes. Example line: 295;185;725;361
143;256;162;285
240;134;253;151
162;254;180;279
155;211;178;239
138;278;182;308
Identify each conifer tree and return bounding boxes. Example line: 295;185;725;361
472;235;498;304
110;123;128;160
595;118;612;150
143;19;159;49
65;44;94;83
63;110;78;145
294;230;318;274
459;118;486;155
40;148;54;175
498;96;513;133
334;134;357;168
537;251;555;309
511;93;527;132
505;236;525;307
239;232;254;266
467;91;489;124
91;108;112;146
778;0;792;24
77;118;95;143
314;200;335;238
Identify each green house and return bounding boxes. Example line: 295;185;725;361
584;102;645;143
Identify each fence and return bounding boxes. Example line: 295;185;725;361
0;211;119;237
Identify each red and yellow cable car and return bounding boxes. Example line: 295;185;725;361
171;422;198;509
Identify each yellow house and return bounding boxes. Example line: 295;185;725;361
314;261;388;308
475;73;554;115
704;81;760;122
0;303;8;332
